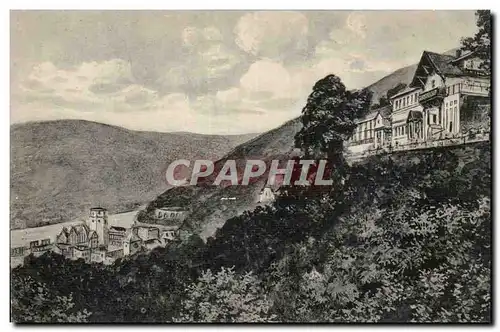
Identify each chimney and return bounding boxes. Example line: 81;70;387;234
456;49;462;58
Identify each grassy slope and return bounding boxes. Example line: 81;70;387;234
10;120;256;229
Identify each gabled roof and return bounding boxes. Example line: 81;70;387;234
72;224;90;236
88;230;98;239
389;87;420;100
407;110;423;122
356;105;391;124
125;230;142;243
425;51;464;76
410;50;465;88
378;106;392;128
58;227;69;238
450;50;476;64
375;105;392;119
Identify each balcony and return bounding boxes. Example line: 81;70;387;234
460;81;489;97
418;87;446;105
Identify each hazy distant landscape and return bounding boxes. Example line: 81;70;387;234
10;119;256;229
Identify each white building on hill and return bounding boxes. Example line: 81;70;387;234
347;49;490;157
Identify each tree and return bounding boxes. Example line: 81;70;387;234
295;74;372;158
372;83;407;109
387;83;407;99
294;74;372;182
175;267;275;322
11;274;91;323
461;10;491;74
372;95;389;109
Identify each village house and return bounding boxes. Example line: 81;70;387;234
123;230;143;256
106;248;124;261
11;246;28;257
410;50;489;140
390;87;423;146
12;205;188;266
108;226;127;247
154;207;186;221
54;207;109;262
28;239;54;257
257;182;284;205
133;220;181;246
348;105;392;152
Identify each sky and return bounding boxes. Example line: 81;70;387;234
10;10;478;135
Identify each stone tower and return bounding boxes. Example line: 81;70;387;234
88;207;109;247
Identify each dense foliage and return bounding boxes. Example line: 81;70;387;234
11;143;491;323
294;74;372;159
372;83;407;109
460;10;491;74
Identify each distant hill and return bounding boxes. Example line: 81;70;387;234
10;120;256;229
366;64;417;104
144;49;459;239
367;48;459;104
140;117;303;239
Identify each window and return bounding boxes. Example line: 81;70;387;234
431;79;436;88
454;100;457;105
407;96;410;105
433;114;437;123
403;99;406;107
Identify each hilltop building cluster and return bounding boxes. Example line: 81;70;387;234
347;50;490;156
11;206;187;265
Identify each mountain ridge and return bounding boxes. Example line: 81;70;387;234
10;119;256;229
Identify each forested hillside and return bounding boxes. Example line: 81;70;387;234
11;141;491;323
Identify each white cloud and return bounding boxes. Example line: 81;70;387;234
12;11;479;134
239;60;293;99
234;11;309;60
159;26;242;93
182;26;223;47
216;87;241;104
